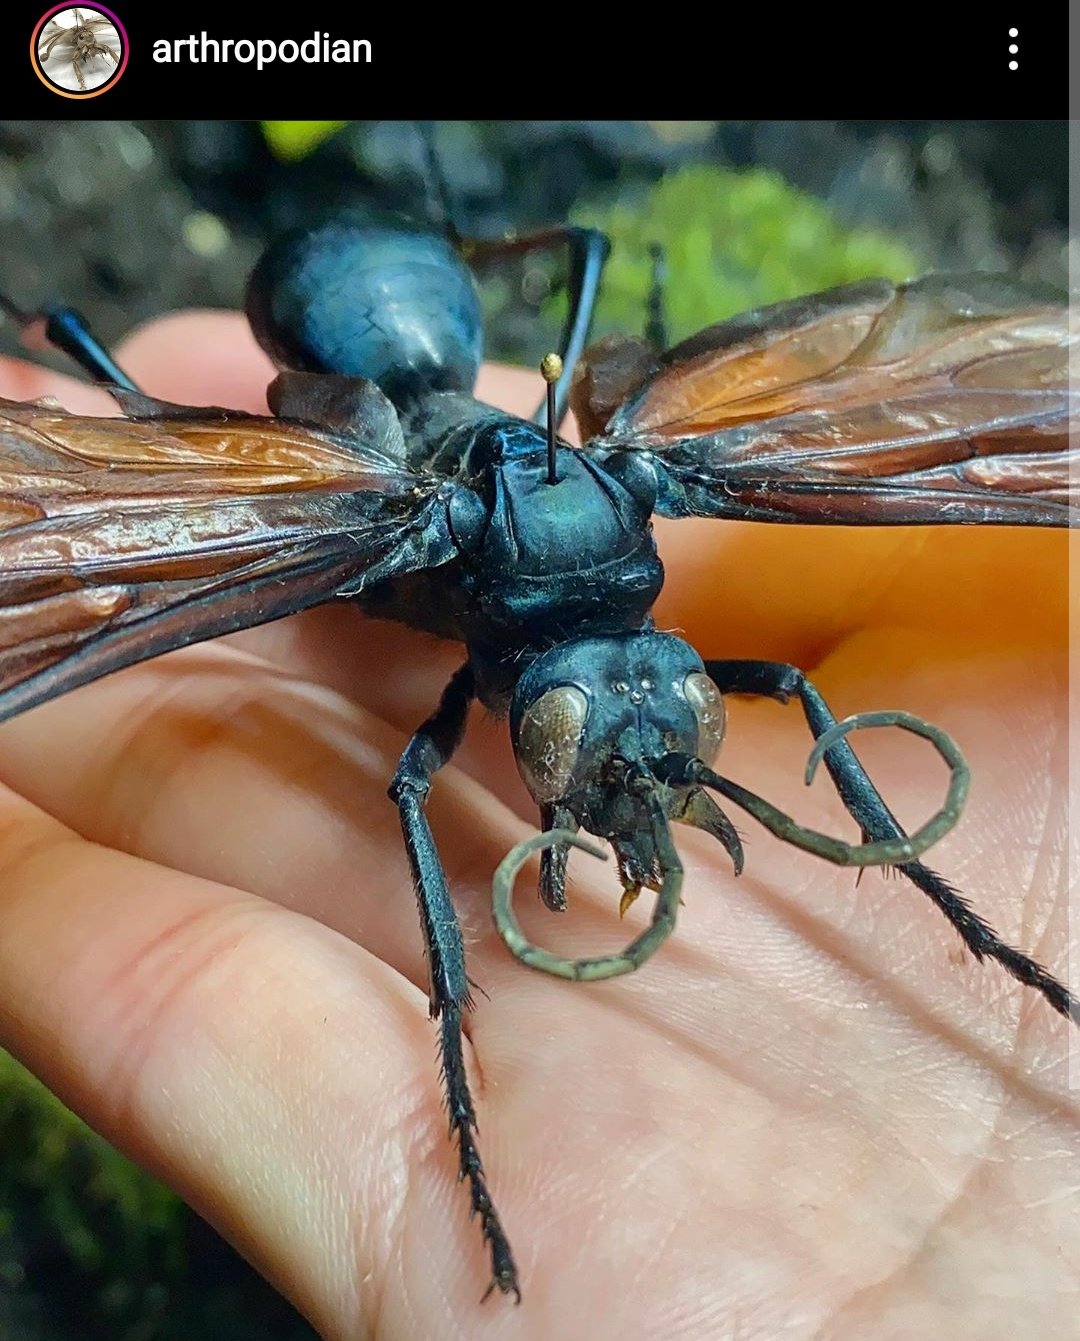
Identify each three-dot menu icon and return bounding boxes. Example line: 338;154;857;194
1009;27;1018;70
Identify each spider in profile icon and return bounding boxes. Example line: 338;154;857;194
37;8;122;92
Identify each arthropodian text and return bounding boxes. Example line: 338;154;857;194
152;33;373;69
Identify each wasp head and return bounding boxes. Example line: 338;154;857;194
509;632;739;911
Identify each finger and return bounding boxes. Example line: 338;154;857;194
654;519;1069;664
0;783;510;1333
0;353;117;414
0;647;453;983
118;310;276;412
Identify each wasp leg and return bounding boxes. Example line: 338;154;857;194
464;226;610;430
0;290;138;390
45;306;135;387
41;27;70;59
704;659;1077;1025
411;122;607;423
388;664;520;1301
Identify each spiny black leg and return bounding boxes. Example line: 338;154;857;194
388;664;520;1300
390;665;473;1015
705;659;1078;1026
438;1000;518;1299
0;292;138;390
464;226;610;430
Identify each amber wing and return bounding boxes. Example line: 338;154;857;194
576;275;1076;526
0;395;453;721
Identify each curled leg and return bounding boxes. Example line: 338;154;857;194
705;659;1077;1025
41;27;70;58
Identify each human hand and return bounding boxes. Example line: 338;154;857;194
0;313;1075;1338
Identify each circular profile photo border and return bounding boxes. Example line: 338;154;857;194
31;3;129;99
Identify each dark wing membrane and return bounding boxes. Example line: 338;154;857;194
579;275;1076;526
0;396;455;721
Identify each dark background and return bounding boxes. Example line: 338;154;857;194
7;6;1069;117
0;118;1070;1341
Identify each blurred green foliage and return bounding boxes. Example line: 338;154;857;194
0;1050;184;1268
260;121;348;162
480;164;922;372
571;164;922;343
0;1047;183;1337
0;1049;315;1339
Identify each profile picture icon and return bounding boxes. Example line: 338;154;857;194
32;5;128;97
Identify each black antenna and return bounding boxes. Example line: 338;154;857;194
540;353;563;484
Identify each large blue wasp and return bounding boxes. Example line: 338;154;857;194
0;214;1074;1299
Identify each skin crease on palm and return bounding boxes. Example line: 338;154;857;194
0;310;1075;1341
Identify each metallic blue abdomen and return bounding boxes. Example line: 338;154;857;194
246;221;483;405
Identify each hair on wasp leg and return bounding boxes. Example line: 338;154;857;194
0;197;1074;1308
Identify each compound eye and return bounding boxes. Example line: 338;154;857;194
683;672;726;763
515;686;589;804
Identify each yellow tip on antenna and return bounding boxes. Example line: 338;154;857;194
540;353;563;384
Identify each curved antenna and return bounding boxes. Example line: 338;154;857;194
661;710;969;868
492;794;684;981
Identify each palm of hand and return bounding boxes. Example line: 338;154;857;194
0;316;1074;1340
